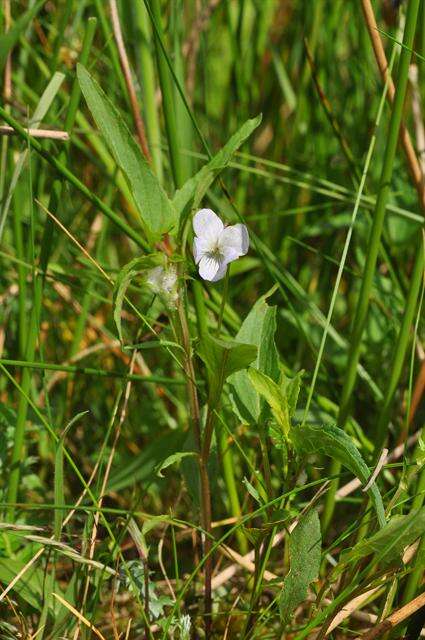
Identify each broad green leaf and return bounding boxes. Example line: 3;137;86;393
77;64;177;237
113;254;163;343
291;424;386;528
342;506;425;569
173;114;262;217
248;369;291;435
0;0;45;73
229;291;280;423
279;509;321;624
0;557;63;612
244;367;303;435
156;451;197;478
197;333;257;406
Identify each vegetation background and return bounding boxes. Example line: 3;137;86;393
0;0;424;638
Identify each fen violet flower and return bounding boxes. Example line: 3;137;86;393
192;208;249;282
146;264;178;306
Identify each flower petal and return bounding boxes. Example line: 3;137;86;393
193;236;209;264
211;261;229;282
219;224;249;259
198;254;221;281
193;209;224;245
222;247;241;266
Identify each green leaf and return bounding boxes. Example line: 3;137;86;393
113;254;163;343
0;556;64;613
242;477;263;505
229;291;280;423
279;509;321;624
77;64;177;237
156;451;197;478
291;423;386;528
0;0;45;73
282;371;303;419
197;333;257;406
54;412;87;539
342;506;425;569
248;369;291;435
173;114;262;217
242;525;266;547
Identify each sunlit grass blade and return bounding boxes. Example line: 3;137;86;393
322;0;421;532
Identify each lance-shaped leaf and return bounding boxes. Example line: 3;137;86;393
279;509;321;624
197;333;257;406
340;506;425;570
77;64;177;238
173;114;262;218
291;423;386;529
247;368;302;437
156;451;198;478
248;369;290;434
0;555;67;613
229;291;280;423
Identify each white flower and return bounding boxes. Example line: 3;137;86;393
146;265;178;305
192;208;249;281
179;614;191;639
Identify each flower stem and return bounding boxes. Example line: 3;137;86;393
176;282;213;636
217;266;230;336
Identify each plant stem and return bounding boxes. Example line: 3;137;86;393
144;2;217;630
401;464;425;604
217;267;230;335
374;241;424;455
93;0;128;99
176;286;213;636
195;278;247;555
12;186;27;358
302;42;395;425
148;0;185;189
258;422;274;504
322;0;421;533
217;421;248;555
131;0;163;182
361;0;425;208
109;0;151;160
193;280;209;337
242;524;277;638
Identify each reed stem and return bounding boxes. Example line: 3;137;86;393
322;0;421;533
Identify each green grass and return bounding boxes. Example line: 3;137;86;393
0;1;424;639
